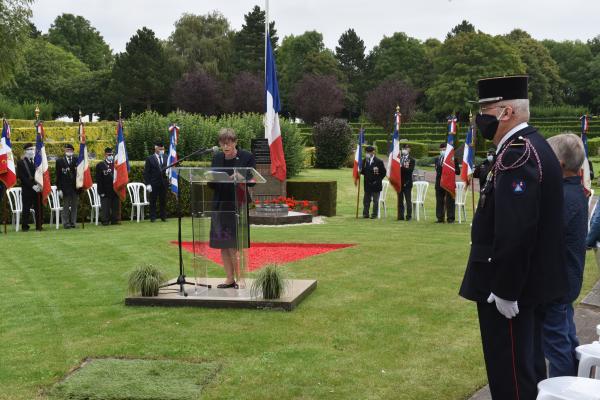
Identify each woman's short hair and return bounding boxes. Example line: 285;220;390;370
218;128;237;144
547;132;585;173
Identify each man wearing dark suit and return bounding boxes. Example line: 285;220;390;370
16;143;42;231
143;140;169;222
55;143;78;228
361;145;386;219
434;143;460;223
459;75;567;400
473;148;495;193
95;147;119;225
398;144;416;221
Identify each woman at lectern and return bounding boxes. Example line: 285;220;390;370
209;128;256;288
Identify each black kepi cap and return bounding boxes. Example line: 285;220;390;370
154;139;165;147
64;143;74;150
104;147;113;154
365;145;375;152
476;75;529;104
23;143;34;150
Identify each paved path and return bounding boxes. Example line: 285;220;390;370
468;279;600;400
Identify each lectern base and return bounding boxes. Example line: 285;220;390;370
125;278;317;311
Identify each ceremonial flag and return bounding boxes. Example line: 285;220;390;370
76;121;93;190
0;119;17;189
580;114;591;193
352;128;365;185
441;115;458;197
461;124;475;185
386;111;402;192
34;121;52;204
265;34;287;181
113;119;129;201
166;124;179;195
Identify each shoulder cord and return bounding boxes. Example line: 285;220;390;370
493;136;543;183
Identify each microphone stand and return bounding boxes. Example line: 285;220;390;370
160;147;215;296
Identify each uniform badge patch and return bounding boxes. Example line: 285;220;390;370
512;180;526;194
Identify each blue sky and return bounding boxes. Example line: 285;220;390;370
31;0;600;53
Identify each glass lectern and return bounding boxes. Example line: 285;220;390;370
177;167;266;295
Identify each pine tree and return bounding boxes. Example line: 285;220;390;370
335;29;367;118
231;5;278;75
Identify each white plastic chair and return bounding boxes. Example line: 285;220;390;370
455;181;467;224
537;376;600;399
377;180;390;219
411;181;429;221
127;182;149;222
86;183;101;226
576;343;600;379
48;185;63;229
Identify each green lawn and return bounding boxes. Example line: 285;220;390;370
1;168;598;400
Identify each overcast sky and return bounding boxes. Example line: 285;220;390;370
31;0;600;53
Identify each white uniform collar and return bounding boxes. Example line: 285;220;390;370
496;122;529;154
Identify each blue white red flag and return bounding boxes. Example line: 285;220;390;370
386;111;402;192
461;124;475;185
113;119;129;201
0;119;17;188
167;124;179;195
265;34;286;181
34;121;52;204
353;128;365;185
580;114;591;194
441;115;458;197
76;121;93;190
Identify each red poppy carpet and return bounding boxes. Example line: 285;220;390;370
174;242;355;271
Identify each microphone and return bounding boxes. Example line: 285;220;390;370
199;146;219;155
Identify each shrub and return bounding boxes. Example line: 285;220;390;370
128;264;166;296
312;117;353;168
250;264;286;299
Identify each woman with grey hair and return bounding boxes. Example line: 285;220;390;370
544;133;588;377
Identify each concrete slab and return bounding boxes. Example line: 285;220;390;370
125;278;316;311
581;279;600;309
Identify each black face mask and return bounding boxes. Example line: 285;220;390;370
475;113;499;140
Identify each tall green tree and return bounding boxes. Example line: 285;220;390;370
335;28;367;118
111;27;176;114
504;30;563;106
168;11;233;78
588;35;600;57
231;5;278;75
368;32;428;90
47;13;113;70
446;20;475;39
542;39;594;105
277;31;341;114
586;53;600;113
6;37;89;115
426;32;525;117
0;0;33;85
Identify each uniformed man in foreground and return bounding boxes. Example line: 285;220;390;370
459;75;567;399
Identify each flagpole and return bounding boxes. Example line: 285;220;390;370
355;125;363;219
265;0;269;81
117;104;122;223
470;111;476;219
34;105;43;231
3;190;7;234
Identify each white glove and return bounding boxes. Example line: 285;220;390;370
58;190;63;198
487;293;519;319
146;184;152;193
32;184;42;193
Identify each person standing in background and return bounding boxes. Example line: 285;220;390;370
473;148;495;193
16;143;42;231
95;147;119;225
144;140;168;222
55;144;78;228
361;145;386;219
434;143;460;223
398;144;415;220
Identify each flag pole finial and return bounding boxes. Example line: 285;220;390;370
79;108;82;120
396;105;400;113
118;103;122;120
34;104;40;121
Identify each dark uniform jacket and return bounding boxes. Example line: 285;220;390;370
16;158;37;201
55;156;77;195
143;153;168;189
474;160;493;193
361;156;386;193
459;125;568;305
434;155;460;189
95;161;117;198
400;155;416;188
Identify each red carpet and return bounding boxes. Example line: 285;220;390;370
174;242;355;271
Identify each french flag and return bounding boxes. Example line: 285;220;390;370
166;124;179;195
461;124;475;185
353;128;365;185
0;119;17;189
113;119;130;201
580;114;591;194
34;122;52;205
76;121;93;190
386;111;402;192
441;115;458;197
265;34;287;181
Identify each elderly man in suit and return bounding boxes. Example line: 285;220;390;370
361;145;386;219
144;140;169;222
55;143;78;228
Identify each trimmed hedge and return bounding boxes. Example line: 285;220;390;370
286;180;337;217
373;140;429;159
